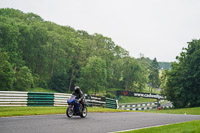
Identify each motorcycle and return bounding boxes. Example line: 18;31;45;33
66;95;87;118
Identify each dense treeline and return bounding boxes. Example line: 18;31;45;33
161;39;200;108
0;8;161;94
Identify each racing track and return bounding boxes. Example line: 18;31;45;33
1;112;200;133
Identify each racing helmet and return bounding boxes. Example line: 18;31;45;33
74;86;80;93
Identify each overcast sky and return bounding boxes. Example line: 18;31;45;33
1;0;200;62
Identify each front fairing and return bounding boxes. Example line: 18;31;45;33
67;95;81;115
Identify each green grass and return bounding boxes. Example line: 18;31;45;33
140;87;161;94
141;107;200;115
121;120;200;133
0;106;131;117
27;88;58;93
118;96;157;104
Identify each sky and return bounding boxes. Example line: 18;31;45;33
0;0;200;62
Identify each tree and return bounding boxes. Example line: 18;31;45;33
136;57;149;91
14;66;34;91
48;73;68;93
0;51;15;90
0;8;155;93
148;58;160;92
121;57;143;90
78;57;107;95
164;39;200;108
160;69;169;94
108;59;124;88
0;16;24;69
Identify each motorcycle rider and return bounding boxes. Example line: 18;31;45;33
72;86;85;108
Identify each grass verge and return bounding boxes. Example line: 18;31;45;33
119;96;157;104
0;106;131;117
120;120;200;133
141;107;200;115
27;88;58;93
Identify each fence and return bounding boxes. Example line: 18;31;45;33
0;91;117;109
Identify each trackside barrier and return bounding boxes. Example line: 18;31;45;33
0;91;117;109
0;91;71;107
119;100;172;110
0;91;28;106
106;98;117;109
160;102;173;109
85;95;118;109
54;93;71;106
27;92;54;106
119;102;157;110
85;95;106;107
161;106;173;109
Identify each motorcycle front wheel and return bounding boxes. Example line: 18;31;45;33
80;107;87;118
66;106;73;118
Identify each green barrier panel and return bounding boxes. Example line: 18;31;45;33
106;98;117;109
28;92;54;106
106;105;117;108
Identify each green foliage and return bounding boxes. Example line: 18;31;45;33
105;92;116;99
38;80;48;89
0;8;164;94
0;51;15;90
27;87;58;93
48;73;69;93
32;74;40;88
160;69;169;94
122;57;145;90
78;57;107;94
148;58;160;90
158;62;171;70
14;66;34;91
163;39;200;108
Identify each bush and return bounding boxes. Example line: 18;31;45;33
0;52;15;90
105;92;116;99
15;66;34;91
48;73;68;93
39;80;48;89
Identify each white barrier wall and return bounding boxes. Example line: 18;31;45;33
0;91;117;108
54;93;71;106
0;91;28;106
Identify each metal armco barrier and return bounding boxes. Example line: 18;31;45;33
85;95;118;109
0;91;28;106
27;92;54;106
85;95;106;107
106;98;117;109
0;91;118;109
54;93;71;106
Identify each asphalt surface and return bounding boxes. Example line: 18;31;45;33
1;112;200;133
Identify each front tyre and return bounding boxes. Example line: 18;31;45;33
66;106;73;118
80;107;87;118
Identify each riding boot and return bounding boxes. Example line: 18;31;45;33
82;103;85;109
